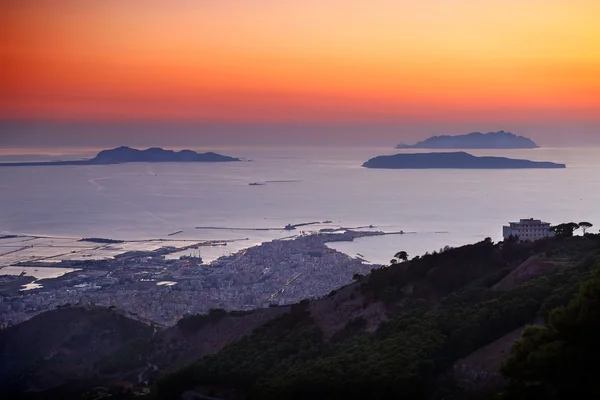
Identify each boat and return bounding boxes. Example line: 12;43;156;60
249;182;265;186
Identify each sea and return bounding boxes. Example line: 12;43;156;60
1;145;599;265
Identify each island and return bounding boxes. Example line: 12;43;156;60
362;152;565;169
0;146;241;167
396;130;539;149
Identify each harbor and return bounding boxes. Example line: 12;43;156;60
0;227;445;328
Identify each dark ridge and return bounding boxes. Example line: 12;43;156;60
0;306;153;397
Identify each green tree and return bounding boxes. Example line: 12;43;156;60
550;222;580;238
394;251;409;262
501;265;600;399
579;221;593;234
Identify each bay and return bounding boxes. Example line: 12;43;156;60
0;146;598;265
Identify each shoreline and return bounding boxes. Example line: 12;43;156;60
0;224;455;276
0;229;401;327
1;228;419;270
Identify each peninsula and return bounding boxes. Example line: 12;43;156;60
396;130;539;149
0;146;241;167
362;152;566;169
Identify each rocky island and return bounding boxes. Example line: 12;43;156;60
363;152;565;169
396;130;539;149
0;146;240;167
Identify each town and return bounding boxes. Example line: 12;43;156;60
0;230;392;328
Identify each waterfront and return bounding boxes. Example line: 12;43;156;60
0;230;389;328
1;146;599;265
1;145;600;328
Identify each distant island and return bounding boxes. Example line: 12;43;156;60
396;131;539;149
0;146;241;167
363;152;565;169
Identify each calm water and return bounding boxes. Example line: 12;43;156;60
1;146;599;264
0;266;81;279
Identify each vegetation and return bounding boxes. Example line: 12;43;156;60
95;337;152;374
579;221;593;234
7;232;599;399
176;308;255;333
391;250;408;264
550;222;580;237
159;301;320;398
0;307;154;399
501;263;600;399
157;235;600;400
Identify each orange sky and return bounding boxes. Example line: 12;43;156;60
2;0;600;123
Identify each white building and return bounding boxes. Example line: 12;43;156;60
502;218;554;241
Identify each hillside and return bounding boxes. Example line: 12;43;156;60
158;235;600;399
3;235;599;399
0;305;289;399
0;306;153;398
94;307;291;378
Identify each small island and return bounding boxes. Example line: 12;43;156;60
396;131;539;149
362;152;565;169
0;146;241;167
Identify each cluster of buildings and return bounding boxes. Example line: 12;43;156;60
0;232;376;327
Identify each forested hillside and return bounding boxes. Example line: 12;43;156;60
158;235;600;400
3;234;598;399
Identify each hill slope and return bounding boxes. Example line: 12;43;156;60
0;305;289;399
0;306;153;397
158;235;600;399
3;235;598;399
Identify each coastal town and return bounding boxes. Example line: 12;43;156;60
0;230;392;328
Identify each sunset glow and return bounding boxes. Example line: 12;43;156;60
2;0;600;123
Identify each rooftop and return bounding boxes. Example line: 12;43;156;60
506;218;551;226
